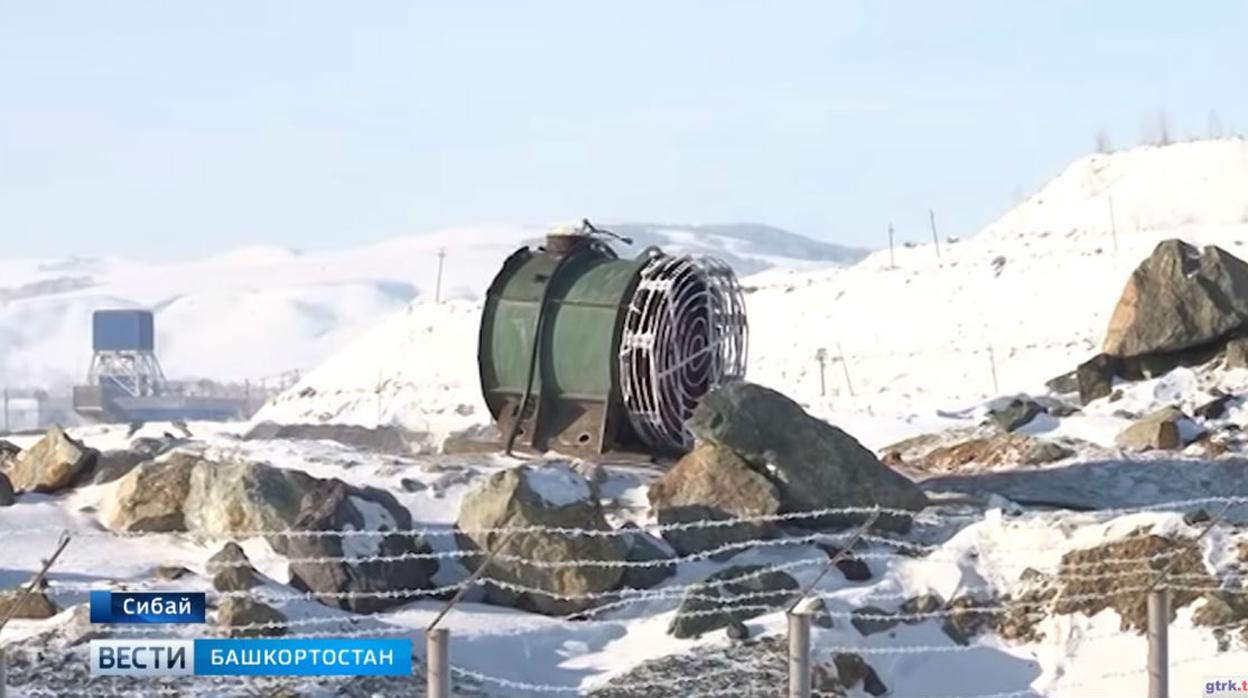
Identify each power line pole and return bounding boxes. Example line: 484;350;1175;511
435;249;446;304
887;223;895;269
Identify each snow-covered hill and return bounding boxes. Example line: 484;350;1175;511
0;222;860;390
258;139;1248;446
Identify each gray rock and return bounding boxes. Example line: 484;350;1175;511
669;565;799;639
1195;394;1234;420
153;565;190;581
207;543;262;592
808;597;835;629
0;472;14;506
455;464;626;616
1104;240;1248;358
725;621;750;641
686;382;927;532
182;458;323;537
648;442;781;557
1227;338;1248;369
850;606;899;636
399;477;427;493
1022;439;1072;465
0;439;20;468
816;543;871;581
6;426;97;493
216;598;286;637
833;653;888;697
1045;370;1079;395
88;449;147;485
900;592;945;624
942;596;1001;645
988;398;1043;432
274;480;439;615
104;453;200;533
618;523;676;590
1077;354;1120;404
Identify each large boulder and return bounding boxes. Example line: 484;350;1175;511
104;452;431;611
104;453;199;532
6;426;97;493
648;442;781;556
182;458;322;537
1104;240;1248;358
272;480;439;614
668;564;799;639
455;464;627;616
686;382;928;532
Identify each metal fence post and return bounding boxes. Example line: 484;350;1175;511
1148;589;1169;698
427;628;450;698
788;610;811;698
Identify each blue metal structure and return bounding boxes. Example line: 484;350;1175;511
92;310;155;352
74;308;244;423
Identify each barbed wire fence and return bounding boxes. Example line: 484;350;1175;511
3;497;1248;696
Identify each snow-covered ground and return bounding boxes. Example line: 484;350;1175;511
0;222;860;391
8;140;1248;697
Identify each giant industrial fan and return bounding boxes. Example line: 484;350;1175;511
477;221;748;458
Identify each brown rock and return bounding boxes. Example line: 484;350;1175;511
6;426;97;493
648;442;781;557
1053;529;1212;632
1227;338;1248;369
104;453;199;533
456;464;626;616
0;587;57;620
1115;406;1192;451
917;433;1046;472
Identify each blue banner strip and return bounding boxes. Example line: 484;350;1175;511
89;591;206;624
193;638;413;676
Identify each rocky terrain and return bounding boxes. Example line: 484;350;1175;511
10;142;1248;697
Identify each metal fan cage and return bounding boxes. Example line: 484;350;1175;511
618;254;748;451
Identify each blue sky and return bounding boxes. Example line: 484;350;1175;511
1;1;1245;259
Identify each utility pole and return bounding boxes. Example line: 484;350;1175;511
887;223;895;269
814;348;827;397
435;249;446;304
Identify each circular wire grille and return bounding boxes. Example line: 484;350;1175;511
618;254;748;451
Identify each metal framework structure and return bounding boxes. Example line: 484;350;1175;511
87;350;168;398
618;254;749;451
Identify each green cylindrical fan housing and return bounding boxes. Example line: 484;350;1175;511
478;231;748;457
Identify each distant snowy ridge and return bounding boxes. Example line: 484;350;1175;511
0;221;847;390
